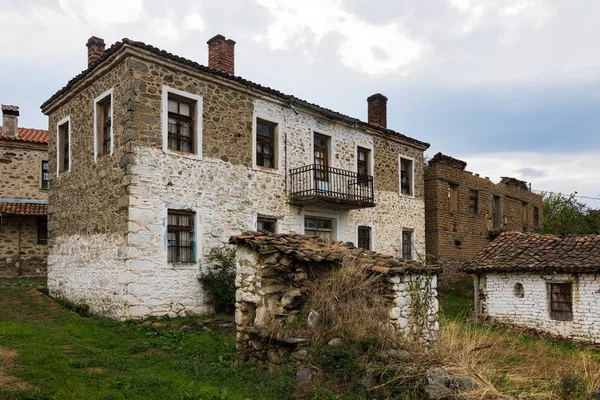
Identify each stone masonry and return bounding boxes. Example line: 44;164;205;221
230;232;439;369
41;35;430;319
425;153;543;262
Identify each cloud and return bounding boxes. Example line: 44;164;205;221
516;167;546;178
255;0;423;75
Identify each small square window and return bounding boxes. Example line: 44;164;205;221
257;216;277;233
454;239;462;247
400;157;413;195
167;210;195;263
357;226;371;250
256;119;277;169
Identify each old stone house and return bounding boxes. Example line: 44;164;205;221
462;232;600;343
0;105;49;277
425;152;543;262
41;35;430;319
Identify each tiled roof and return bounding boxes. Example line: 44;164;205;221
230;231;439;275
0;128;48;144
41;38;429;150
428;152;467;170
461;232;600;273
0;202;48;216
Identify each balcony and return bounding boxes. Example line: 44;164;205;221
289;164;375;210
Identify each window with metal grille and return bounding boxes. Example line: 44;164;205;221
58;121;69;173
37;218;48;245
256;119;276;168
305;217;333;241
357;226;371;250
402;230;413;260
41;160;49;189
257;216;277;233
97;97;112;156
400;157;412;195
533;206;540;227
167;210;195;263
469;189;478;215
548;283;573;321
168;96;194;153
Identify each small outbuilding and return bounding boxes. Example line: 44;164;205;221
462;232;600;342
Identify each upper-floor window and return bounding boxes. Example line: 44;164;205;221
533;206;540;227
162;86;202;158
257;216;277;233
305;216;333;241
468;189;478;215
167;210;195;264
522;202;528;225
57;117;70;174
399;157;413;195
492;195;501;229
357;147;370;177
314;134;330;182
94;89;113;160
256;119;277;168
37;218;48;245
357;226;371;250
402;229;413;260
448;183;458;212
41;160;49;189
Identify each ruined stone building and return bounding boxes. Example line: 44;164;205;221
41;35;430;319
0;105;49;277
425;153;543;262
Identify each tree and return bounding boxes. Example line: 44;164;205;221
537;192;600;236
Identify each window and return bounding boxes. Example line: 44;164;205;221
533;206;540;227
400;157;413;195
41;160;49;189
357;147;370;177
448;183;458;212
454;239;462;247
357;226;371;250
314;134;330;182
522;202;528;225
162;86;202;158
167;210;195;263
94;89;113;159
305;217;333;241
57;118;70;174
548;283;573;321
257;216;277;233
468;189;478;215
256;119;277;168
492;195;501;229
402;230;413;260
514;283;524;298
37;218;48;245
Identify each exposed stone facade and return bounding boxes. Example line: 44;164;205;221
477;272;600;343
0;124;48;277
42;37;429;319
231;233;439;368
425;153;543;261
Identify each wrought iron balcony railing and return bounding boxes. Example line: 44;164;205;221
289;164;375;209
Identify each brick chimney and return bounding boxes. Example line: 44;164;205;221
207;34;236;75
1;105;19;138
86;36;106;68
367;93;388;128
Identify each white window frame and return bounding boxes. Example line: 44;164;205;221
163;205;201;266
400;227;415;260
301;211;339;241
355;142;374;177
93;88;114;162
398;155;415;197
311;128;334;168
161;85;203;160
252;110;283;172
254;212;280;233
355;223;375;251
56;115;71;175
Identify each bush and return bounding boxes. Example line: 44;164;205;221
198;246;236;315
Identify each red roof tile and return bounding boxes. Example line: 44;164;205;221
0;202;48;216
0;127;48;144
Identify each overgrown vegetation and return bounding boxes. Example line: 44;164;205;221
0;278;292;399
538;192;600;236
198;246;236;315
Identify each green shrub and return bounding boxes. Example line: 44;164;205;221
198;246;236;315
313;344;362;383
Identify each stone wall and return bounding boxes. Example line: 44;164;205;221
425;157;543;261
0;142;48;200
0;216;47;277
479;272;600;343
233;241;439;369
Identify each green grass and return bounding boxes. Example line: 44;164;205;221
0;278;293;400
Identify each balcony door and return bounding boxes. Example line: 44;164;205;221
314;133;329;191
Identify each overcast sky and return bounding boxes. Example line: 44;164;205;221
2;0;598;207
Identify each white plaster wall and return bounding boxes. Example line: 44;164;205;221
483;272;600;342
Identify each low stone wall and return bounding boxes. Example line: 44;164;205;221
231;232;439;369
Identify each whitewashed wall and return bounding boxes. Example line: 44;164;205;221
481;272;600;342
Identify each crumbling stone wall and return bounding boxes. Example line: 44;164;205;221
425;154;543;261
232;234;439;369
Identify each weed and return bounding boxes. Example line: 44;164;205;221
198;246;236;315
